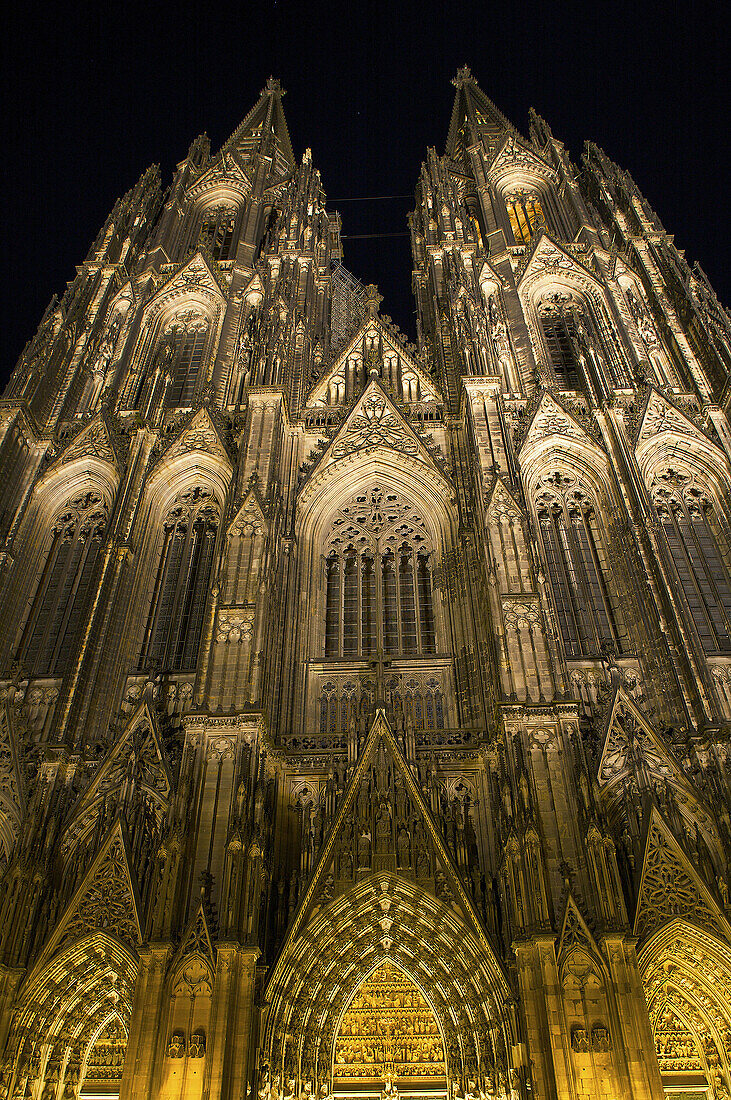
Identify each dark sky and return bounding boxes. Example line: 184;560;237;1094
2;0;729;386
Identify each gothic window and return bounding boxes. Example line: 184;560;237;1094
139;487;220;672
323;486;437;658
18;492;107;676
198;203;238;261
537;296;581;390
163;313;209;407
536;474;623;657
652;471;731;654
505;189;545;243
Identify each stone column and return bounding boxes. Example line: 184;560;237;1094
119;944;172;1100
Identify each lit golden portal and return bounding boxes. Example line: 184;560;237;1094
333;962;446;1084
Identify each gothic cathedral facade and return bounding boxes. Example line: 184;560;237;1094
0;68;730;1100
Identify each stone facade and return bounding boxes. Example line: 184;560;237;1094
0;69;730;1100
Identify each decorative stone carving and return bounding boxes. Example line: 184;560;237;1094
331;391;419;459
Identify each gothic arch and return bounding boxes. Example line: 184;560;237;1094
123;263;226;410
640;449;731;659
518;263;634;393
263;873;515;1094
1;465;117;672
638;919;731;1099
291;458;458;736
6;932;137;1100
183;188;246;260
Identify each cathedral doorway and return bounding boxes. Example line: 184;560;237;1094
332;962;446;1100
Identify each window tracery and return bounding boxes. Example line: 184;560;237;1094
651;468;731;654
162;311;210;408
535;472;624;657
505;188;545;243
139;487;220;672
324;486;436;659
537;293;582;390
198;202;239;261
19;491;108;676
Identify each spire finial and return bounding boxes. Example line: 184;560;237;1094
265;76;285;96
452;65;474;88
364;285;383;318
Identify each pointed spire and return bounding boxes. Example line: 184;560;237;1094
446;66;518;164
220;76;294;171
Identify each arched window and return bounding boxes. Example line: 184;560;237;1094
161;312;209;408
505;188;546;243
536;473;624;657
198;202;239;261
324;486;437;658
537;294;582;390
139;487;219;672
652;469;731;654
18;491;108;676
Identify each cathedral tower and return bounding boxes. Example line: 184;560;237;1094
0;70;730;1100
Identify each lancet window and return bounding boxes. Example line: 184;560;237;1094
535;473;623;657
537;294;582;390
652;470;731;654
139;487;220;672
161;312;209;408
505;188;545;243
198;202;239;261
324;486;437;658
18;492;108;676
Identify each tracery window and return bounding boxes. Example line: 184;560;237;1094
139;487;219;672
324;486;437;658
198;203;238;261
505;189;545;243
18;492;107;676
652;470;731;654
536;473;623;657
537;295;581;390
158;312;209;408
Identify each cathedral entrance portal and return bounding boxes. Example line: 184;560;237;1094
333;962;446;1100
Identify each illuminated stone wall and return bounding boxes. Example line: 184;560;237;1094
0;69;729;1100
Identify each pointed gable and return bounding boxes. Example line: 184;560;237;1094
516;232;597;292
159;407;233;470
518;390;603;459
598;690;687;793
52;412;120;473
487;134;557;185
597;689;719;847
635;388;720;452
42;821;142;962
278;710;487;951
61;703;171;860
633;808;731;943
305;317;440;410
485;476;524;522
322;379;435;465
148;252;227;313
186;151;253;202
227;484;268;538
173;901;215;968
558;894;600;962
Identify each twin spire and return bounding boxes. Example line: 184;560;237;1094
219;67;516;173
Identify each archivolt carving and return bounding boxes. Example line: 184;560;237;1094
263;874;514;1093
640;923;731;1100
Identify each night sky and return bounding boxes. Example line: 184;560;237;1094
1;0;729;386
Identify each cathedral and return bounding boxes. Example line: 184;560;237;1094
1;66;731;1100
